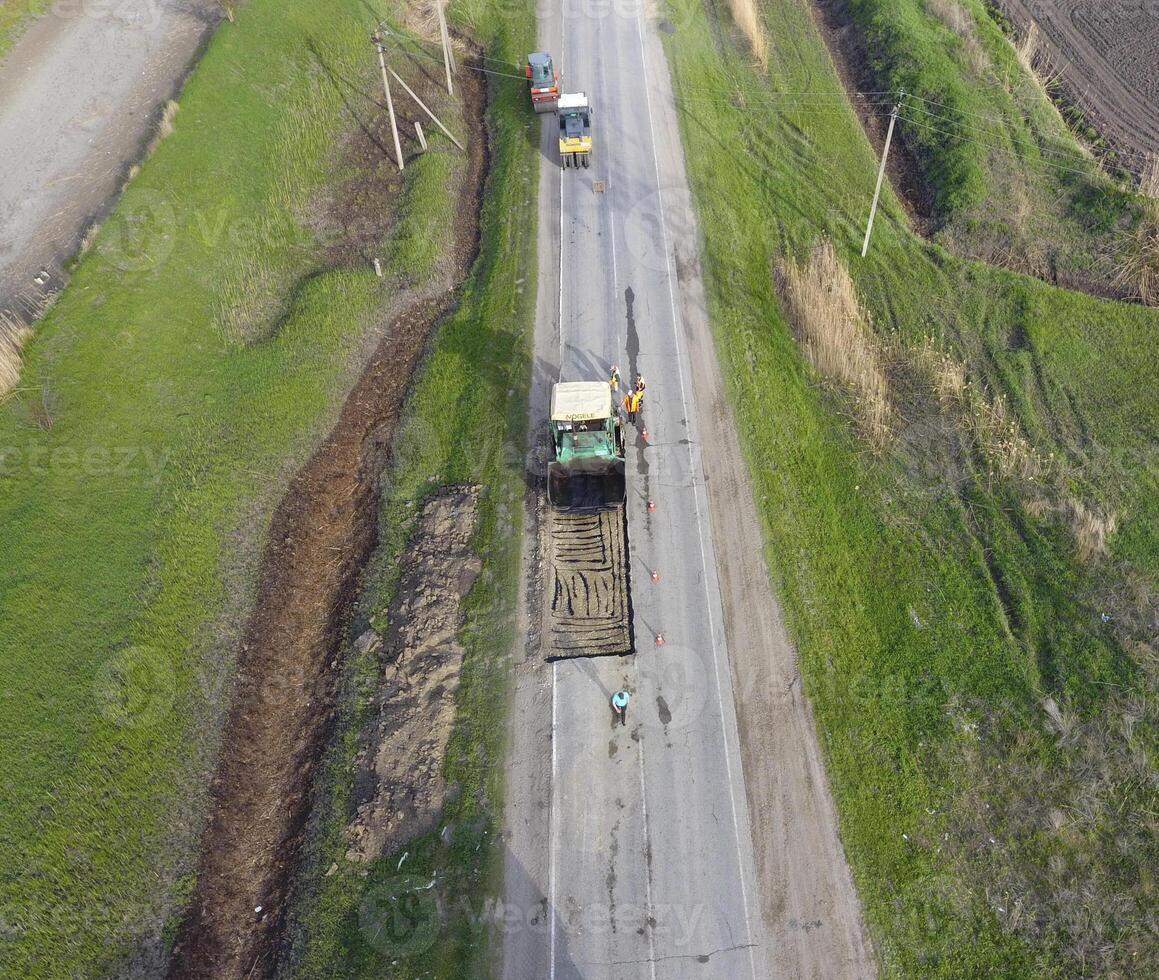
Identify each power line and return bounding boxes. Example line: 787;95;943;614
904;91;1040;129
671;84;1105;182
901;98;1093;166
380;35;528;81
382;26;524;73
896;109;1100;180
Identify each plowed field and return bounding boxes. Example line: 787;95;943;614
1000;0;1159;169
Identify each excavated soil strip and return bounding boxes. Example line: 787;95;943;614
546;509;632;658
168;53;488;980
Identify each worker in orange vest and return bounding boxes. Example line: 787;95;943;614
626;388;643;423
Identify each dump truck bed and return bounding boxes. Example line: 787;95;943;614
545;508;632;659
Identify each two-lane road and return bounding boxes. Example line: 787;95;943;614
504;2;767;976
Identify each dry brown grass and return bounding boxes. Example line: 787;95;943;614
911;336;1045;483
77;221;102;257
926;0;987;76
142;100;179;162
1008;20;1071;128
775;239;892;451
1140;153;1159;200
0;316;32;398
725;0;768;70
1064;498;1118;561
1113;204;1159;306
1015;20;1038;75
158;99;179;139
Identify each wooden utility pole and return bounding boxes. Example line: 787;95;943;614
862;91;903;257
373;33;405;172
388;67;464;150
436;0;455;95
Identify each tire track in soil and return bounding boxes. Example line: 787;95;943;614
167;50;489;980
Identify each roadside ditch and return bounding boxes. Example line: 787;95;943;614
167;47;489;980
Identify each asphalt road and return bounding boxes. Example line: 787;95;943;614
503;3;768;977
0;0;216;322
503;1;878;978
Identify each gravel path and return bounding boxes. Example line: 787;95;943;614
0;0;217;324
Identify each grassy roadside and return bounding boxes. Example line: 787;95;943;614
840;0;1146;292
281;3;538;977
0;0;48;58
0;0;471;974
663;0;1158;975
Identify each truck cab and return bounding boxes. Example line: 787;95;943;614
525;52;559;113
548;382;626;510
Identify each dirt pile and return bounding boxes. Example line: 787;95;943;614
168;48;488;980
345;486;482;862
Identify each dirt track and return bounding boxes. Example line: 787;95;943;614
0;0;218;325
998;1;1159;171
167;57;488;980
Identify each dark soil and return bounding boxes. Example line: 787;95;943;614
996;0;1159;176
167;47;489;980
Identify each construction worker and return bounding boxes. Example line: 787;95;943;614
609;364;621;393
625;389;643;424
633;373;646;395
611;689;630;726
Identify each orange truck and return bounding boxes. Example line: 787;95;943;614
525;51;559;113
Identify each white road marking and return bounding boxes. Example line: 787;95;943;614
610;209;619;295
596;66;654;973
635;722;658;979
558;157;565;383
632;8;759;978
549;660;558;980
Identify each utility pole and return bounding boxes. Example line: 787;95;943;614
862;91;903;257
373;31;405;172
388;67;464;150
436;0;455;95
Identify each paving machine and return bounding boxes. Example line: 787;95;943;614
557;93;592;168
548;381;626;510
525;52;560;112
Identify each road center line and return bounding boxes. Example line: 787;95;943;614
635;720;659;979
549;660;558;980
632;8;759;977
598;49;655;972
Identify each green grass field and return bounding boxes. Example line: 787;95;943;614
0;0;478;974
663;0;1158;974
843;0;1146;293
281;3;539;975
